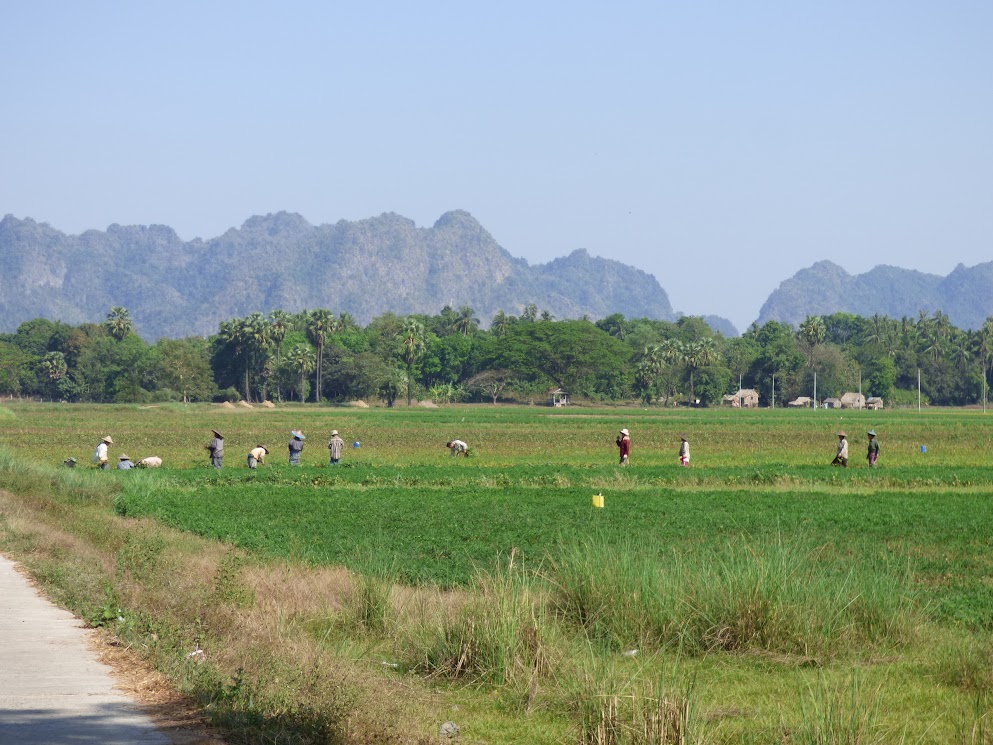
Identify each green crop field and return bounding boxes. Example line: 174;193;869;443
3;400;993;742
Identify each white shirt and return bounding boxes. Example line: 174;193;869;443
94;442;108;463
837;438;849;459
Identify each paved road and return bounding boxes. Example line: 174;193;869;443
0;553;170;745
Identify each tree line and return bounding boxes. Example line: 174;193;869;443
1;305;991;408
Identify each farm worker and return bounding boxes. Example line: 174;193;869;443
831;431;849;467
248;445;268;469
137;456;162;468
616;429;631;466
207;430;224;469
446;439;469;457
328;430;345;464
678;435;690;467
867;430;879;467
288;430;305;465
93;436;113;470
117;454;135;470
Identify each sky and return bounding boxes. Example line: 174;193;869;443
3;2;992;331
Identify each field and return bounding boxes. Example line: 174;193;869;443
2;401;993;743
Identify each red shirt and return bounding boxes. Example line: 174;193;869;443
618;435;631;458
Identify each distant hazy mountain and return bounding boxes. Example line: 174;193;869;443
757;260;993;330
0;211;680;340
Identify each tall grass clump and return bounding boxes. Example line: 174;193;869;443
572;659;699;745
405;549;550;690
551;534;922;658
930;633;993;695
956;693;993;744
788;674;885;744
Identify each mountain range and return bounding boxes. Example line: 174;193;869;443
3;210;991;339
757;260;993;331
0;211;680;340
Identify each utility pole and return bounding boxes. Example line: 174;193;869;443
813;371;817;409
771;374;775;409
918;368;921;412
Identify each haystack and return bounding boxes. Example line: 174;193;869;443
262;400;276;409
238;400;254;408
221;401;236;409
417;400;439;408
349;400;370;408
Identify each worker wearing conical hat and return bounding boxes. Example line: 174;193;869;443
831;431;849;467
867;430;879;467
328;430;345;465
616;428;631;466
208;429;224;469
93;436;113;470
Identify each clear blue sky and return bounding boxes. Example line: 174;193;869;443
3;1;991;330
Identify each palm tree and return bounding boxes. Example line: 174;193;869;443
306;309;337;402
41;351;68;382
219;318;252;401
490;311;513;337
521;303;538;322
681;338;715;404
635;345;665;404
244;312;273;402
269;310;290;362
399;318;426;406
951;334;975;371
105;307;133;341
285;345;316;402
798;316;826;367
453;306;480;337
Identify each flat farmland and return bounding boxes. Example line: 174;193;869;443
2;401;993;743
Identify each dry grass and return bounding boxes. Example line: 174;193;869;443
0;485;442;743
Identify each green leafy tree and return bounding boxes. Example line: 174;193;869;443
152;338;216;402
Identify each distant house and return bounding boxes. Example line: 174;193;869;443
550;388;570;407
723;388;760;408
840;392;866;409
788;396;813;408
866;397;884;410
823;397;842;409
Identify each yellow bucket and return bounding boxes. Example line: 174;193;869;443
592;493;605;509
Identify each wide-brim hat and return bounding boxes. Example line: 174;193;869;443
212;429;224;438
257;445;269;453
118;454;130;460
102;436;113;444
867;429;876;436
66;457;77;463
331;430;339;436
292;430;305;440
837;431;847;437
679;434;688;441
620;429;630;436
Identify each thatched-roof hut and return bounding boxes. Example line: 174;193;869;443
840;392;866;409
723;388;760;408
